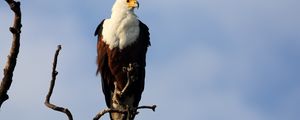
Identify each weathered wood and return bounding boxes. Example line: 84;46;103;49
0;0;22;108
44;45;73;120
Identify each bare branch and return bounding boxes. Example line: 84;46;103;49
120;63;138;97
137;105;157;112
44;45;73;120
93;105;157;120
0;0;22;108
93;108;127;120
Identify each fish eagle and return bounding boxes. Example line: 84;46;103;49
94;0;150;119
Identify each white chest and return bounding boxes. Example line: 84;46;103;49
102;13;140;50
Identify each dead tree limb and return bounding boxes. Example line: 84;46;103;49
93;105;156;120
44;45;73;120
137;105;157;112
0;0;22;108
94;63;157;120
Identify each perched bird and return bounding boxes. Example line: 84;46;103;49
94;0;150;119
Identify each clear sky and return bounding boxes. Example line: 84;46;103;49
1;0;300;120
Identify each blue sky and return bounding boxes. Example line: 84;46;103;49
1;0;300;120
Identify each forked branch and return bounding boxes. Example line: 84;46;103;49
120;63;139;97
93;105;156;120
44;45;73;120
0;0;22;108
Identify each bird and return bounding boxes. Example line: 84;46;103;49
94;0;150;120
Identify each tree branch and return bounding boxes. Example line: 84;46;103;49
137;105;157;112
0;0;22;108
44;45;73;120
93;108;127;120
93;105;156;120
120;63;139;97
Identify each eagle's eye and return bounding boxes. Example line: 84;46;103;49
127;0;130;3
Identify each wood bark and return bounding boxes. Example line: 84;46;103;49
0;0;22;108
93;105;156;120
44;45;73;120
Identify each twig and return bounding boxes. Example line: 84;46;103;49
44;45;73;120
120;63;139;97
0;0;22;108
93;105;157;120
137;105;157;112
93;108;127;120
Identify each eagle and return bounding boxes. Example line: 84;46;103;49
94;0;150;120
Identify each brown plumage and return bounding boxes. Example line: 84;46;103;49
95;20;150;120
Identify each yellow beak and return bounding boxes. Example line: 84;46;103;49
128;0;139;9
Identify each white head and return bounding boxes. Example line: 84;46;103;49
112;0;139;13
102;0;141;50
